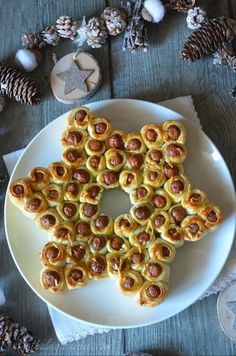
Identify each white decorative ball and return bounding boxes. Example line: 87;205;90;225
15;48;42;72
143;0;165;23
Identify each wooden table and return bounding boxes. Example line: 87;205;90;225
0;0;235;355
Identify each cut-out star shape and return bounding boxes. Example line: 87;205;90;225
226;301;236;329
57;60;93;95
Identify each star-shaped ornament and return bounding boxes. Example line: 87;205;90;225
57;60;93;95
226;301;236;329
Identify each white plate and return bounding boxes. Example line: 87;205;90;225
4;99;236;328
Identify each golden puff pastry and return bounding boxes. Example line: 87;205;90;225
198;203;223;231
86;155;106;177
42;184;64;207
164;174;189;203
161;224;185;248
72;167;93;184
53;221;75;245
169;204;188;225
140;124;163;149
61;127;87;149
162;141;187;164
130;203;153;225
63;181;81;201
80;183;104;205
119;269;143;296
143;168;166;188
148;238;176;263
67;106;95;129
124;246;149;271
150;211;172;233
66;241;90;264
23;192;48;219
40;266;66;292
28;167;51;191
152;189;172;211
79;202;100;221
105;149;126;172
87;254;107;280
130;184;153;205
107;235;130;254
90;215;113;236
145;149;165;170
181;215;207;241
129;225;155;248
138;281;168;307
88;235;108;255
62;148;87;169
162;120;186;144
182;188;208;214
142;258;170;283
106;253;129;279
106;129;126;150
36;208;61;234
85;138;106;156
125;153;145;170
97;169;119;189
65;263;89;290
125;132;146;154
49;161;72;184
40;242;67;267
163;162;184;180
8;178;32;210
57;201;80;222
74;220;93;242
114;214;138;238
88;117;112;141
119;169;143;193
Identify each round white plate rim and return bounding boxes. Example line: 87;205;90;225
4;98;236;329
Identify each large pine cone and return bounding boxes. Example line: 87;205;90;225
101;7;126;36
21;32;45;49
86;17;108;48
56;15;78;40
181;17;236;61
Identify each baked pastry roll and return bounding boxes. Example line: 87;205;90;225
80;183;104;205
130;203;153;225
67;106;95;129
129;225;155;248
97;169;119;189
181;215;207;241
198;203;223;231
114;214;138;238
28;167;51;191
72;167;92;184
162;120;186;143
119;269;143;296
182;188;208;214
130;184;153;205
107;129;126;150
143;168;166;188
65;263;89;290
150;211;172;233
124;246;149;271
161;224;184;248
40;266;66;292
106;253;129;279
23;192;48;219
9;178;32;210
63;181;81;201
152;189;172;211
90;215;113;236
105;149;126;172
57;201;80;222
140;124;163;149
125;132;146;154
138;281;168;307
74;220;93;242
40;242;67;267
36;208;61;234
87;254;107;280
61;128;87;149
79;203;100;221
49;161;72;184
85;138;106;156
169;204;187;225
66;241;89;264
142;258;170;282
86;155;106;176
164;174;189;203
149;238;176;263
88;117;112;141
107;235;130;254
62;148;87;169
125;153;145;170
145;149;165;170
119;169;143;193
162;141;187;164
163;162;184;179
53;221;75;245
42;184;64;207
89;235;108;255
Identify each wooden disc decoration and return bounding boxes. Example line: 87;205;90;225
50;51;101;104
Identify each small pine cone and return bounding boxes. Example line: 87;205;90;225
21;31;45;50
0;313;38;354
41;25;60;46
181;17;236;61
86;17;108;48
0;95;5;112
166;0;195;13
186;7;207;30
101;7;126;36
56;15;78;40
0;64;43;105
213;47;236;72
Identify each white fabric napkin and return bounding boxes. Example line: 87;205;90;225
3;96;236;344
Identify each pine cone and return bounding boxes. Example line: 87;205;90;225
56;15;78;40
0;64;43;105
101;7;126;36
0;314;38;355
86;17;108;48
186;7;207;30
164;0;195;13
41;25;60;46
213;47;236;72
21;32;45;50
181;17;236;61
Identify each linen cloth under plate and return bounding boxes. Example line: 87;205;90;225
3;96;236;344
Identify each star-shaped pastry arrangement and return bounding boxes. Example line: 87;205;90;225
57;60;93;95
226;301;236;329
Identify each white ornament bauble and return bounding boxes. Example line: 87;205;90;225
15;48;42;72
142;0;165;23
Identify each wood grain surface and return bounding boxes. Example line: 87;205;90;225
0;0;235;355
